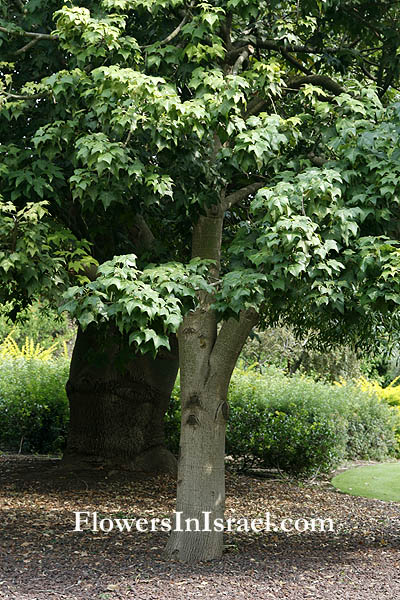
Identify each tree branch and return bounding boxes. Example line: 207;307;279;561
12;0;25;12
360;62;377;81
223;182;265;211
221;11;233;51
130;214;156;251
280;49;313;76
308;152;328;167
286;75;345;96
0;26;57;40
342;7;383;38
225;45;248;64
243;96;268;119
254;39;340;54
15;37;43;54
209;308;259;388
142;6;193;49
232;46;253;76
5;92;49;100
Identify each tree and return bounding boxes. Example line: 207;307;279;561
0;0;181;472
2;0;400;561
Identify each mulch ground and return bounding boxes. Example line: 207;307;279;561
0;455;399;600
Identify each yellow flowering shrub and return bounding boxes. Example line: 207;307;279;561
335;375;400;408
0;332;58;361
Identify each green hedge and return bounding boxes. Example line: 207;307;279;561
1;357;398;475
0;357;69;454
166;367;400;475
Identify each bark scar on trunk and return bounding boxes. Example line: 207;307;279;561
185;394;202;409
182;327;197;335
215;401;230;422
186;414;200;427
199;335;207;348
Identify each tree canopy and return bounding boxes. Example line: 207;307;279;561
2;0;400;340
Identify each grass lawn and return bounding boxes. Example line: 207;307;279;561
331;462;400;502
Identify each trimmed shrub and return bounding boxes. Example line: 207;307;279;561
226;367;348;475
0;357;70;454
165;366;400;476
333;376;400;458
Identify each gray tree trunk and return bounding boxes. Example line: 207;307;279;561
165;207;259;561
165;311;226;561
63;323;178;473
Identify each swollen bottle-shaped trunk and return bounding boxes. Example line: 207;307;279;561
63;322;178;473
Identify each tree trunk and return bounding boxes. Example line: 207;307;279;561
165;308;258;561
165;311;226;561
63;322;178;474
165;206;259;561
166;381;226;561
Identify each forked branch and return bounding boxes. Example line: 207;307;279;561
223;182;265;210
209;308;260;385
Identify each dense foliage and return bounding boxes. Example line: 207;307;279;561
0;356;69;454
166;367;400;475
2;1;400;346
2;358;397;472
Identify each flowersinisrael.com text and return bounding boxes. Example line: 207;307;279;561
73;511;334;534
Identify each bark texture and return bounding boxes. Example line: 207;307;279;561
165;308;225;561
63;323;178;474
165;205;259;561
